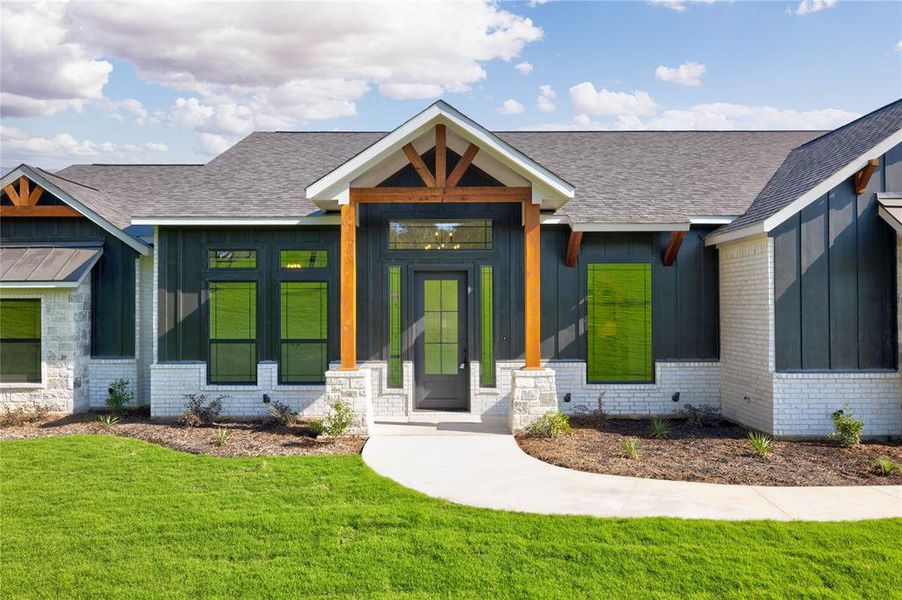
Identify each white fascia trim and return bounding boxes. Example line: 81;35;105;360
571;222;690;232
761;129;902;233
704;222;765;246
1;280;80;289
131;215;341;226
1;166;151;256
688;216;737;225
305;100;575;203
539;214;570;225
877;205;902;234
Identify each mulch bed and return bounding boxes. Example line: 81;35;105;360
516;417;902;486
0;409;365;457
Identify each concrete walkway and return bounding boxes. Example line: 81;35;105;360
362;418;902;521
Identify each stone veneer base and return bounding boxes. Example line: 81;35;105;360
509;368;558;433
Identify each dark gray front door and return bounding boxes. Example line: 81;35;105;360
413;271;469;410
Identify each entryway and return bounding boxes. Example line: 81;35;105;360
413;271;469;411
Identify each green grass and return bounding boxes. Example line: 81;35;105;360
2;436;901;599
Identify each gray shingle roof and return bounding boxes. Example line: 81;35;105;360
716;98;902;235
49;129;821;225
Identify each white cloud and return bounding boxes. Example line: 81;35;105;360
896;40;902;52
0;126;169;170
119;99;148;125
497;99;525;115
649;0;716;12
655;61;707;86
795;0;836;15
515;61;534;75
378;83;445;100
0;2;112;117
570;82;658;116
537;85;557;112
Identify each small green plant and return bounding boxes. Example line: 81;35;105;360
527;411;571;438
105;378;133;414
649;418;671;439
267;399;296;427
307;420;325;436
622;437;640;459
97;414;119;430
830;405;864;447
871;456;901;476
322;401;354;437
747;431;773;457
181;394;226;427
213;427;231;447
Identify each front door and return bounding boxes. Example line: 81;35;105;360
413;271;469;410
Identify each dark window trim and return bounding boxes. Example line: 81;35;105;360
387;219;494;252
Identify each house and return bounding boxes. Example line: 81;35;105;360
1;99;900;437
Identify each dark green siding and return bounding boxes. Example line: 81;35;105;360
157;227;339;364
773;148;898;371
0;217;137;357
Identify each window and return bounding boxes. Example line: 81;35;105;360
280;250;327;269
388;267;402;387
423;279;459;375
389;220;492;250
280;282;328;383
208;282;257;384
480;266;494;387
0;299;41;384
587;264;652;382
208;249;257;269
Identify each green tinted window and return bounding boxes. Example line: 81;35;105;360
209;282;257;384
587;264;652;382
280;282;328;383
388;267;402;388
389;220;492;250
280;250;327;269
208;250;256;269
423;279;458;375
0;299;41;384
480;266;494;387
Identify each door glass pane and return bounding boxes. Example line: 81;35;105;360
423;278;458;375
587;264;653;382
0;299;41;383
280;282;328;383
388;266;402;388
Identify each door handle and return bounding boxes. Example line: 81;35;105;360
460;347;467;370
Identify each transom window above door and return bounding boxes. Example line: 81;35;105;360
389;220;492;250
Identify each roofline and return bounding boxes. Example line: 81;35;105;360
131;215;341;226
706;127;902;246
305;100;576;205
1;165;151;256
572;221;690;232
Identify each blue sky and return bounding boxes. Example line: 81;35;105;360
1;0;900;172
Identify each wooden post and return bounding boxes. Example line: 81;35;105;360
435;124;446;188
523;201;541;369
340;201;357;370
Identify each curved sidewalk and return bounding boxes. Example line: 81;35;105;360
362;420;902;521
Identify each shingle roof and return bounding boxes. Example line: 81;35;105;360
716;98;902;236
50;129;820;225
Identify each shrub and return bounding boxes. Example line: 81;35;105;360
213;427;231;447
649;418;671;439
871;456;901;477
307;419;325;436
181;394;226;427
322;401;354;437
573;392;607;425
97;414;120;430
527;411;571;438
678;404;722;427
267;400;296;427
622;437;640;459
105;378;133;414
830;405;864;447
0;406;48;428
747;431;773;457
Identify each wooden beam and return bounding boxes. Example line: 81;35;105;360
401;143;436;188
523;201;542;369
434;124;446;188
564;229;583;267
339;202;357;370
4;184;21;206
0;205;82;218
662;231;687;266
350;186;529;204
26;183;43;206
854;158;879;195
18;177;29;204
446;143;479;188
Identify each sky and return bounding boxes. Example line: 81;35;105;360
1;0;900;173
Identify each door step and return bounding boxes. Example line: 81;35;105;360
406;411;484;423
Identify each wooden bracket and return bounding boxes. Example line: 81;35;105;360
401;143;436;188
564;229;583;267
447;143;479;188
854;158;879;195
662;231;687;266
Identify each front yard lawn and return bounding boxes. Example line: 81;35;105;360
2;436;900;598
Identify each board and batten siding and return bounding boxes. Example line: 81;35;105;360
772;144;900;372
0;217;137;358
